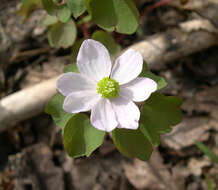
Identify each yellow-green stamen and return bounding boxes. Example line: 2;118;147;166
97;77;119;98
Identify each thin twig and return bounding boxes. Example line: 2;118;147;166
10;48;49;63
79;15;90;38
0;18;218;131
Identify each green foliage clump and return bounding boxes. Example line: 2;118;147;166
18;0;139;49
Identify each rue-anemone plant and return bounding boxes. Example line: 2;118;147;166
17;0;182;161
46;39;182;161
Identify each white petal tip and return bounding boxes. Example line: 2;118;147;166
90;99;118;132
117;122;139;130
92;122;117;132
111;49;143;85
56;73;73;96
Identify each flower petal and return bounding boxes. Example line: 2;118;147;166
111;96;140;130
56;72;97;96
120;77;157;102
111;49;143;85
91;99;117;132
63;91;101;113
77;39;112;82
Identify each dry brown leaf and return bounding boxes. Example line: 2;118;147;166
70;153;124;190
187;158;211;176
123;150;180;190
7;143;65;190
182;85;218;122
161;117;212;150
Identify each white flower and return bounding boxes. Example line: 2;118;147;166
56;39;157;132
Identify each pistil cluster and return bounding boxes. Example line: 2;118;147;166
97;77;120;98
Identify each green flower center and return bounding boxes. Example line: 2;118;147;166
97;77;120;98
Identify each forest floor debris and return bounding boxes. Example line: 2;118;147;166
0;0;218;190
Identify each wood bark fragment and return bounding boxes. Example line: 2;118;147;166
0;18;218;132
123;150;182;190
161;117;213;150
0;78;57;132
131;22;218;70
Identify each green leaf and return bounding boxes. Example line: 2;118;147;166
17;0;42;22
45;92;73;128
112;128;153;161
92;31;120;56
48;19;77;48
42;15;58;26
86;0;117;29
195;141;218;164
53;0;64;5
66;0;86;18
139;93;182;145
139;122;160;147
56;5;71;23
144;92;182;133
42;0;57;15
42;0;71;23
140;61;167;90
86;0;139;34
63;63;79;73
63;114;105;158
113;0;139;34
